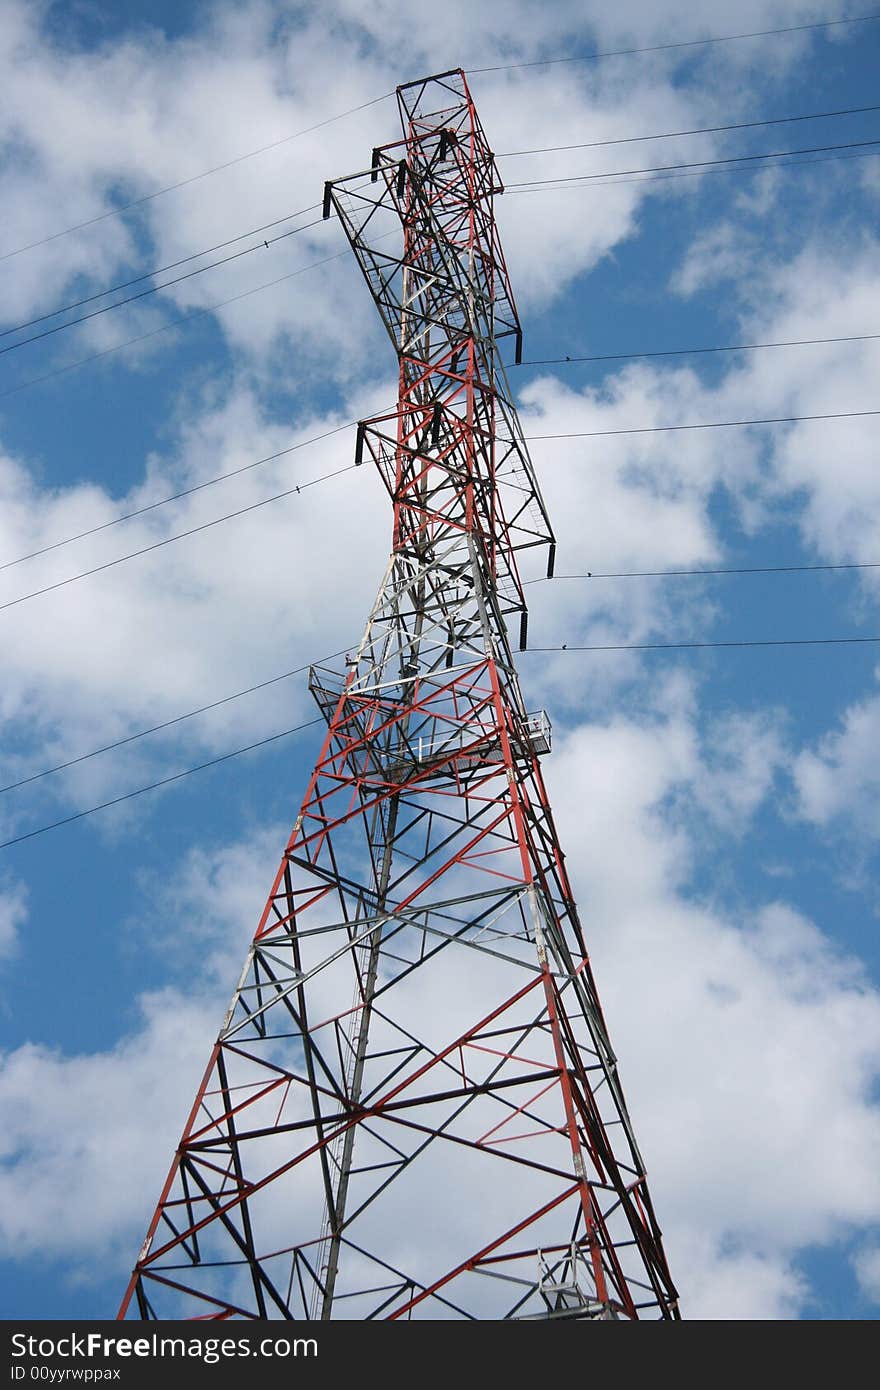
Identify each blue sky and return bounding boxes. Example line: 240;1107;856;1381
1;0;879;1321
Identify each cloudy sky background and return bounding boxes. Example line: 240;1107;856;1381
0;0;879;1319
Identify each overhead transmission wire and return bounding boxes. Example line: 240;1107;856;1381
528;637;880;653
0;212;330;358
0;203;326;339
0;255;347;403
502;137;880;191
525;408;880;441
5;315;875;410
516;331;880;369
1;408;877;608
0;416;366;574
1;239;875;409
0;258;875;416
0;645;354;796
1;320;876;574
0;93;393;263
0;457;360;614
0;407;876;603
496;102;880;157
3;631;879;853
0;717;328;851
527;560;880;582
505;144;880;194
5;99;875;345
465;11;880;74
0;234;380;405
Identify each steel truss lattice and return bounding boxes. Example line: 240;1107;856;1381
119;68;680;1323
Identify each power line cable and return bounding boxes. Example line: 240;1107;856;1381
506;145;880;194
0;718;327;851
517;331;880;368
527;560;880;581
4;631;879;851
0;645;353;796
0;418;364;574
0;246;355;404
504;137;880;190
0;460;359;614
527;408;880;440
10;554;880;795
497;102;880;157
0;92;393;263
527;636;880;652
0;215;329;358
466;11;880;74
0;204;324;340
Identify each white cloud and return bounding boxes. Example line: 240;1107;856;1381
691;708;786;833
545;710;880;1311
0;878;27;960
668;224;880;572
507;370;739;708
522;233;880;596
132;821;285;981
0;987;218;1264
671;222;760;299
793;677;880;830
0;824;279;1268
853;1244;880;1304
6;0;839;830
671;1233;808;1320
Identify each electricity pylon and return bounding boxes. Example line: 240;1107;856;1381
119;68;680;1322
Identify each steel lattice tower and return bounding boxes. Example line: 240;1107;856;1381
119;69;680;1322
